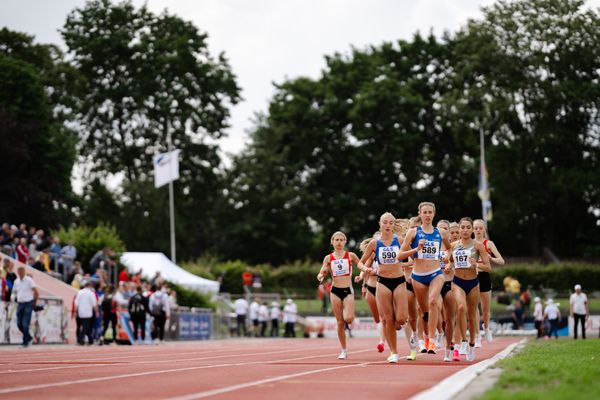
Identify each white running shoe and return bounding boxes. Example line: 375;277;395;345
485;329;493;343
466;345;475;362
418;339;426;353
435;333;443;350
475;336;482;348
387;353;399;363
443;349;452;362
338;350;348;359
459;341;468;355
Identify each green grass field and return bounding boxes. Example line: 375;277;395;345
481;339;600;400
294;297;600;316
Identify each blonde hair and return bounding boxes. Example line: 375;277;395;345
393;218;410;238
473;219;489;239
449;221;459;229
409;216;422;228
359;238;372;253
418;202;436;212
379;212;395;221
330;231;347;242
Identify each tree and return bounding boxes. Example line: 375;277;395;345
0;29;77;227
62;0;241;259
449;0;600;256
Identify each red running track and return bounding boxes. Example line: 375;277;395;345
0;336;521;399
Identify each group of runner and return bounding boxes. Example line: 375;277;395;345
316;201;504;363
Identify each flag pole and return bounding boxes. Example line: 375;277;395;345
480;128;486;224
168;133;176;264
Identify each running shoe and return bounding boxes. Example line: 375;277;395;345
418;339;427;353
377;342;385;353
466;345;475;362
427;340;436;354
485;329;493;343
409;334;417;349
459;341;468;355
406;349;417;361
387;353;399;363
338;349;348;359
435;333;443;350
452;349;460;361
475;336;482;348
443;349;452;362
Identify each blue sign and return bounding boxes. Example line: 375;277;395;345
178;313;211;340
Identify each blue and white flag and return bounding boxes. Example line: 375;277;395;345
153;149;180;188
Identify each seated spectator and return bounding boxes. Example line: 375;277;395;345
27;256;45;272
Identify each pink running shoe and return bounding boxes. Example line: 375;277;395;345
452;349;460;361
377;342;385;353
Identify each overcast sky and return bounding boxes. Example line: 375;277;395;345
3;0;599;160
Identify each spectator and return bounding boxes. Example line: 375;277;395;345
270;301;280;337
113;282;130;308
249;297;260;337
570;284;589;340
150;271;163;287
233;296;249;337
511;300;524;330
60;241;77;275
129;286;148;345
258;302;269;337
131;270;142;285
533;297;544;339
75;280;99;345
118;268;130;284
16;238;29;264
101;284;118;344
168;289;178;311
5;260;16;301
544;299;561;339
12;265;39;347
70;261;84;289
283;298;298;337
149;285;170;344
252;273;262;290
89;248;106;275
26;256;44;273
0;265;6;301
49;236;62;272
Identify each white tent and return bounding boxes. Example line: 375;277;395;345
120;252;219;295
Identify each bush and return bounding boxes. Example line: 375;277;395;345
491;263;600;293
166;281;215;310
52;224;126;270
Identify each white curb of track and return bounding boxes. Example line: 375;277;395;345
410;338;527;400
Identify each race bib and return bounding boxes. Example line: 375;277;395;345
378;246;399;265
418;240;440;260
453;248;471;269
331;258;350;276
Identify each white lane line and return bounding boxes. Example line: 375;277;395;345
0;348;373;394
165;360;376;400
0;344;340;375
409;339;527;400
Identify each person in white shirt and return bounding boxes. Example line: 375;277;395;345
12;265;39;347
149;285;171;343
533;297;544;339
544;299;561;339
75;281;99;345
233;297;249;336
570;284;589;339
258;302;269;337
249;298;260;337
270;301;281;337
283;299;298;337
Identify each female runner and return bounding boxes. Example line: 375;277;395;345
401;202;452;355
317;231;364;359
450;217;490;361
360;212;423;363
473;219;505;343
436;219;458;362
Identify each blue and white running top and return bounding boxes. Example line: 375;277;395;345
410;227;442;260
376;235;401;265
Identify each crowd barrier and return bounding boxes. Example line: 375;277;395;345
0;298;66;344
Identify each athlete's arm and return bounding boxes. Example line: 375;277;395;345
488;241;505;265
396;240;423;261
474;241;491;272
441;229;452;254
358;240;376;273
317;255;330;283
400;228;416;251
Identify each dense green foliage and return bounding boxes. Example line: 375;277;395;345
0;29;77;227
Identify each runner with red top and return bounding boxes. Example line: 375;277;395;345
317;231;364;360
473;219;504;344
